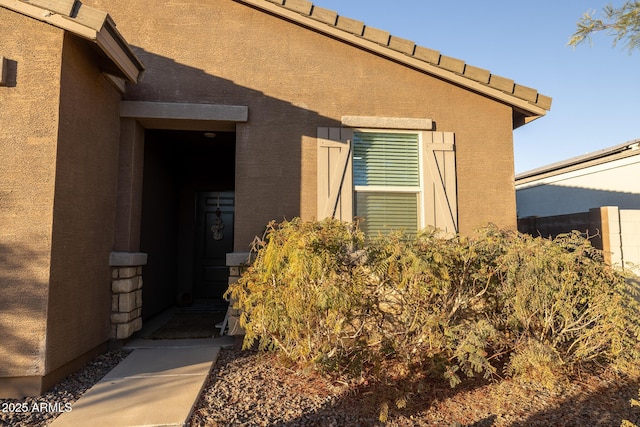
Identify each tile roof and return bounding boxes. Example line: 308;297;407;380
239;0;552;121
3;0;550;121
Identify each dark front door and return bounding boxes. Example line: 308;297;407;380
194;191;234;300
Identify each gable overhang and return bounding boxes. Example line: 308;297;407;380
235;0;549;128
0;0;144;83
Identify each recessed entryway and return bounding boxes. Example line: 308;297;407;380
139;130;235;320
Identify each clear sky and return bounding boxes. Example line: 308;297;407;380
314;0;639;173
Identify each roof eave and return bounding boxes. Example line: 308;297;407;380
96;16;145;83
0;0;144;83
515;139;640;183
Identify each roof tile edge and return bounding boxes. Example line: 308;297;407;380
309;5;337;25
277;0;550;111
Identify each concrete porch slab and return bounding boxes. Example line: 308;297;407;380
49;374;208;427
104;346;220;379
49;344;224;427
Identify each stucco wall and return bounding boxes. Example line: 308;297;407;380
620;209;640;276
45;33;123;374
516;155;640;217
89;0;517;247
0;10;62;380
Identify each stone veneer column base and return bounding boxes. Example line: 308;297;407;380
109;252;147;339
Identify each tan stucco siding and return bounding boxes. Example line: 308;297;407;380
0;10;64;377
89;0;516;246
45;33;122;374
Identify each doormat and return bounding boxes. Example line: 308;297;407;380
147;311;227;339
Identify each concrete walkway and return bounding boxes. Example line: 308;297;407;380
50;335;235;427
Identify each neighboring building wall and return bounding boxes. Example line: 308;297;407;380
518;207;640;276
88;0;517;246
516;145;640;277
517;154;640;218
0;10;63;394
44;33;123;383
620;210;640;275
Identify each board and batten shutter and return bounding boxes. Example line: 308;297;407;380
317;127;457;233
317;127;353;221
422;131;458;233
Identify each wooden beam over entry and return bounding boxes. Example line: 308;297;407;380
120;101;249;131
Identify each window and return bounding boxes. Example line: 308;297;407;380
353;131;421;236
317;124;457;236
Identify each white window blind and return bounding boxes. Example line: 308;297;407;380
355;192;418;236
353;132;419;187
353;131;420;236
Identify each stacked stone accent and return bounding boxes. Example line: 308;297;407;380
109;252;147;339
225;252;253;336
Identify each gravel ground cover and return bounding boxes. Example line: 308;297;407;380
190;348;640;427
1;347;638;426
0;350;129;427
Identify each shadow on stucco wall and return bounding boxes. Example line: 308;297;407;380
125;46;343;243
125;48;342;317
0;240;49;376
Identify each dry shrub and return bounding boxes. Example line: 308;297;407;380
226;219;640;419
494;229;640;382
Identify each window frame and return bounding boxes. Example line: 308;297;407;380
352;128;426;234
317;119;456;234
